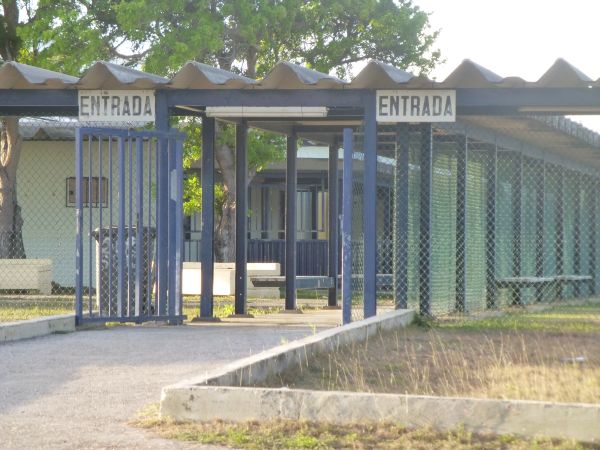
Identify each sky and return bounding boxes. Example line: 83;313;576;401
412;0;600;131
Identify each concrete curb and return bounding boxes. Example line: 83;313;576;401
0;314;76;343
163;309;415;390
161;386;600;442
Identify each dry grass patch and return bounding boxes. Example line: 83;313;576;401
132;406;595;449
261;303;600;403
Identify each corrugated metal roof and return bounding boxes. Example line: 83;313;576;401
0;57;599;90
0;62;78;88
77;61;169;89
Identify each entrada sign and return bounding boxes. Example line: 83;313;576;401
78;90;155;123
376;90;456;123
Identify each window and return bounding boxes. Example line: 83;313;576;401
66;177;108;207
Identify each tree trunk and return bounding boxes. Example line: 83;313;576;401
215;140;236;262
0;117;25;258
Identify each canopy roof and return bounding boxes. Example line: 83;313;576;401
1;58;599;90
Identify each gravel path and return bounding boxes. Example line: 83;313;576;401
0;323;320;449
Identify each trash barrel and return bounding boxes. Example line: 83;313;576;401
91;226;156;316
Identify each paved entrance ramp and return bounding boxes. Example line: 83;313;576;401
0;320;329;449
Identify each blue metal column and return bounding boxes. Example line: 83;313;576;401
135;137;144;317
117;136;126;317
175;138;184;319
455;133;467;313
327;140;339;307
235;121;248;315
155;91;169;315
393;123;409;310
485;143;498;308
341;128;354;324
419;124;433;316
285;132;298;311
75;129;84;323
200;117;216;318
167;137;177;318
363;93;377;318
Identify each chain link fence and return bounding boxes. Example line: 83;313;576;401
358;117;600;317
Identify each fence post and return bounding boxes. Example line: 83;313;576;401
75;129;84;323
556;166;565;299
511;151;523;305
535;161;545;301
573;174;581;297
455;131;467;312
485;142;497;308
393;123;409;310
419;123;433;316
590;178;597;295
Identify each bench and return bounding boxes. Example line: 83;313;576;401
495;274;593;304
0;259;52;294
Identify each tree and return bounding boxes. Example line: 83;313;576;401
115;0;440;261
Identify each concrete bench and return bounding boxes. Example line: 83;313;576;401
0;259;52;294
182;262;281;298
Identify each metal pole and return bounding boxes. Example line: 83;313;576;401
363;93;377;318
135;137;144;317
393;123;409;310
511;151;523;305
175;138;184;320
342;128;354;324
235;121;248;315
556;166;565;300
573;174;581;297
591;179;597;295
419;124;433;316
200;117;216;318
455;133;467;313
327;139;339;307
167;137;177;319
75;129;84;323
485;143;498;308
535;161;545;301
285;132;298;311
155;91;169;316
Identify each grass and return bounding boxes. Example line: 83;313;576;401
132;405;597;449
259;301;600;404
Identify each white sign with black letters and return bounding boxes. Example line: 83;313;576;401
376;90;456;123
78;90;155;123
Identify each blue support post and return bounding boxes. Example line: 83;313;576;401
168;137;177;318
485;143;498;308
200;117;216;318
235;121;248;315
455;133;467;313
419;124;433;316
327;140;339;307
285;132;298;310
75;129;84;323
342;128;354;324
363;93;377;318
175;139;184;318
155;91;169;315
117;136;126;317
393;123;409;310
135;137;144;317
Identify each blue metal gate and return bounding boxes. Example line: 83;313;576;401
75;127;186;324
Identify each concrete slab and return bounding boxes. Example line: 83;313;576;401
0;314;75;343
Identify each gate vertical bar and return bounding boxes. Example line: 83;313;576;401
363;93;377;318
155;91;169;315
419;124;433;316
535;161;545;301
511;151;523;305
455;132;467;312
393;123;409;310
485;142;498;308
128;138;134;316
200;117;216;318
135;137;144;317
327;140;339;307
75;129;84;322
88;138;93;315
235;121;248;315
117;136;126;317
98;137;104;316
342;128;353;324
285;132;298;311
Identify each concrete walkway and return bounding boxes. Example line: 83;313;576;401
0;310;340;449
